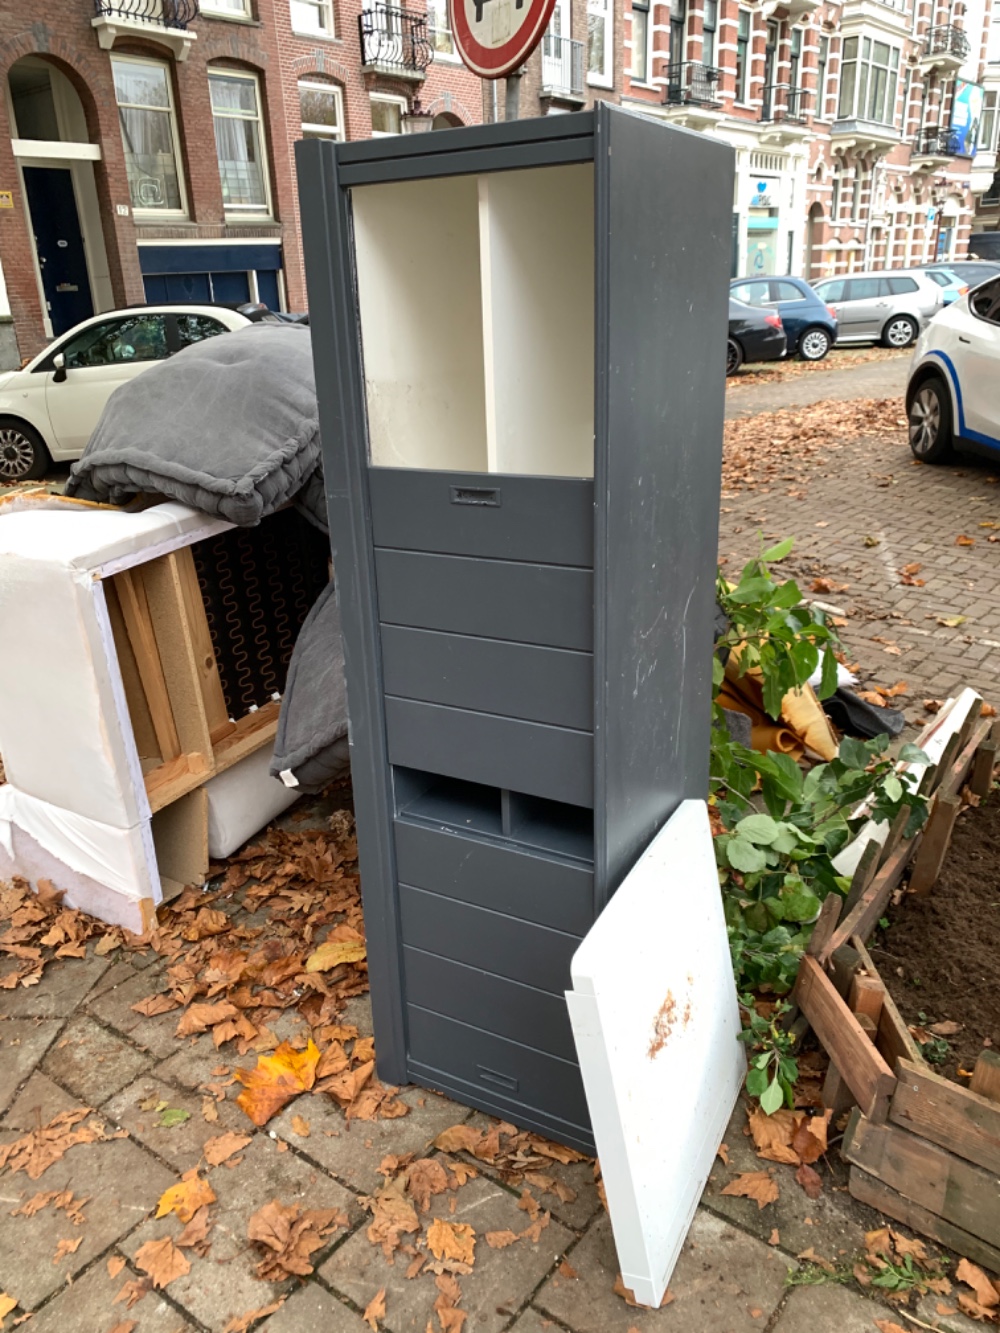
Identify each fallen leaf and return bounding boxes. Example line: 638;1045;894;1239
924;699;944;713
107;1256;126;1278
113;1278;150;1309
176;1206;214;1251
133;1237;191;1289
938;615;968;628
958;1293;998;1321
889;1231;928;1263
366;1178;420;1258
107;1322;137;1333
363;1288;386;1331
795;1162;823;1199
937;1303;958;1315
175;1001;239;1038
221;1303;284;1333
717;1143;730;1166
485;1230;519;1249
433;1125;485;1155
52;1235;83;1263
247;1199;347;1280
957;1258;1000;1309
558;1261;578;1279
290;1115;311;1138
982;703;998;718
0;1296;16;1327
234;1039;321;1126
791;1111;830;1164
130;994;178;1017
768;1229;780;1246
158;1107;191;1129
720;1171;779;1209
928;1020;963;1037
426;1217;476;1267
747;1107;799;1164
304;940;367;973
874;1321;908;1333
203;1131;252;1166
405;1158;450;1212
156;1172;216;1224
0;1108;113;1180
433;1273;468;1333
797;1247;835;1273
865;1228;893;1260
956;535;976;546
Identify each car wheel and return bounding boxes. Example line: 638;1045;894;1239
726;338;744;377
0;419;50;482
882;315;918;349
908;375;954;463
798;327;832;361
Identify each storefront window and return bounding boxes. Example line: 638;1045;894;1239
837;35;899;125
112;58;184;214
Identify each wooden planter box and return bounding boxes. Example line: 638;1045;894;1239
794;694;1000;1268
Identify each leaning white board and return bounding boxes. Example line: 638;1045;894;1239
567;799;745;1308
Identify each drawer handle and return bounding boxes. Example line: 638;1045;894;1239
450;486;501;508
477;1064;518;1092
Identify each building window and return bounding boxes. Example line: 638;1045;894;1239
838;36;899;125
817;35;828;115
370;92;407;135
703;0;718;68
631;0;650;81
831;169;841;219
669;0;686;65
980;91;998;150
299;79;344;139
290;0;334;37
209;71;271;216
112;58;185;214
588;0;613;87
735;10;750;102
201;0;251;16
789;26;801;88
427;0;455;55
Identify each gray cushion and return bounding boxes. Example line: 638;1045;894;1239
270;581;350;793
66;324;319;527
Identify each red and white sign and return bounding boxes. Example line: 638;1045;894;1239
448;0;556;79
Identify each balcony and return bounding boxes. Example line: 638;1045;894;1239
910;126;956;170
540;34;585;100
830;118;901;155
359;5;431;80
918;24;970;73
93;0;198;58
759;84;813;143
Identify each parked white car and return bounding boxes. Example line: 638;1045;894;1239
813;269;943;348
0;305;252;481
906;274;1000;462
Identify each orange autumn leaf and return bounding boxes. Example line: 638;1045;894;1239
746;1107;799;1164
203;1131;252;1166
957;1258;1000;1309
304;939;367;973
433;1125;485;1155
234;1039;320;1126
720;1171;779;1209
957;1294;998;1323
485;1230;519;1249
362;1288;386;1331
156;1172;216;1224
290;1115;311;1138
221;1303;284;1333
0;1295;17;1327
426;1217;476;1267
874;1322;909;1333
133;1237;191;1289
795;1163;822;1199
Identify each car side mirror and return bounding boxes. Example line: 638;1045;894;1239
52;352;67;384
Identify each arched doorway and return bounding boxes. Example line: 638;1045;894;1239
805;201;823;281
432;112;463;130
7;57;112;336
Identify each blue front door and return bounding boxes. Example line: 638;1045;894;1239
22;166;94;336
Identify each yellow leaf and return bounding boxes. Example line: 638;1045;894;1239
363;1287;386;1331
305;940;367;973
426;1217;476;1267
234;1040;320;1127
156;1173;217;1224
0;1294;17;1330
290;1115;311;1138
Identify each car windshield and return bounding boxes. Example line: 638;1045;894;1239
927;269;959;287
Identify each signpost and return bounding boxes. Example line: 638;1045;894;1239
447;0;556;116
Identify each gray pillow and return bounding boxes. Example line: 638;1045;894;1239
66;324;319;527
271;581;350;793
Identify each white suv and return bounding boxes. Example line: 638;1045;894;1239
813;270;943;348
906;275;1000;462
0;305;252;482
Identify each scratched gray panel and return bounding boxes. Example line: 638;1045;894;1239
384;696;594;808
403;947;577;1061
393;820;594;933
406;1005;591;1133
380;626;593;731
399;884;581;995
369;469;594;566
374;549;594;651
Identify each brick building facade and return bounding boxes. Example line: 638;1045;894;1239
619;0;1000;279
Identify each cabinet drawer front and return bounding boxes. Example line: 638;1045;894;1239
399;884;580;995
381;626;593;731
384;697;594;808
393;820;594;934
369;469;594;566
403;947;577;1061
406;1005;590;1133
375;549;594;651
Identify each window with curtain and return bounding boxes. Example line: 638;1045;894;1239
980;91;998;150
201;0;251;15
631;0;650;80
838;36;899;124
209;72;270;215
703;0;717;68
588;0;613;86
817;35;828;115
299;79;344;139
427;0;455;55
112;58;184;213
370;93;406;135
735;10;750;101
291;0;334;34
789;27;801;88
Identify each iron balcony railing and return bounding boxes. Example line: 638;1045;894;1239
94;0;198;26
922;24;971;60
541;33;584;97
664;62;722;107
760;84;813;123
359;4;432;75
913;126;956;156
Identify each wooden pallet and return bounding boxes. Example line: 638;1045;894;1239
793;694;1000;1265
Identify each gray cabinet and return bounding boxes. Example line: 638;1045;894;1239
296;107;733;1152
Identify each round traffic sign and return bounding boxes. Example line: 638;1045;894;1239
448;0;557;79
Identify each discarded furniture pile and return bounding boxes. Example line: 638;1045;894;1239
793;688;1000;1270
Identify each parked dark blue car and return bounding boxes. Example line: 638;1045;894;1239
729;276;838;361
